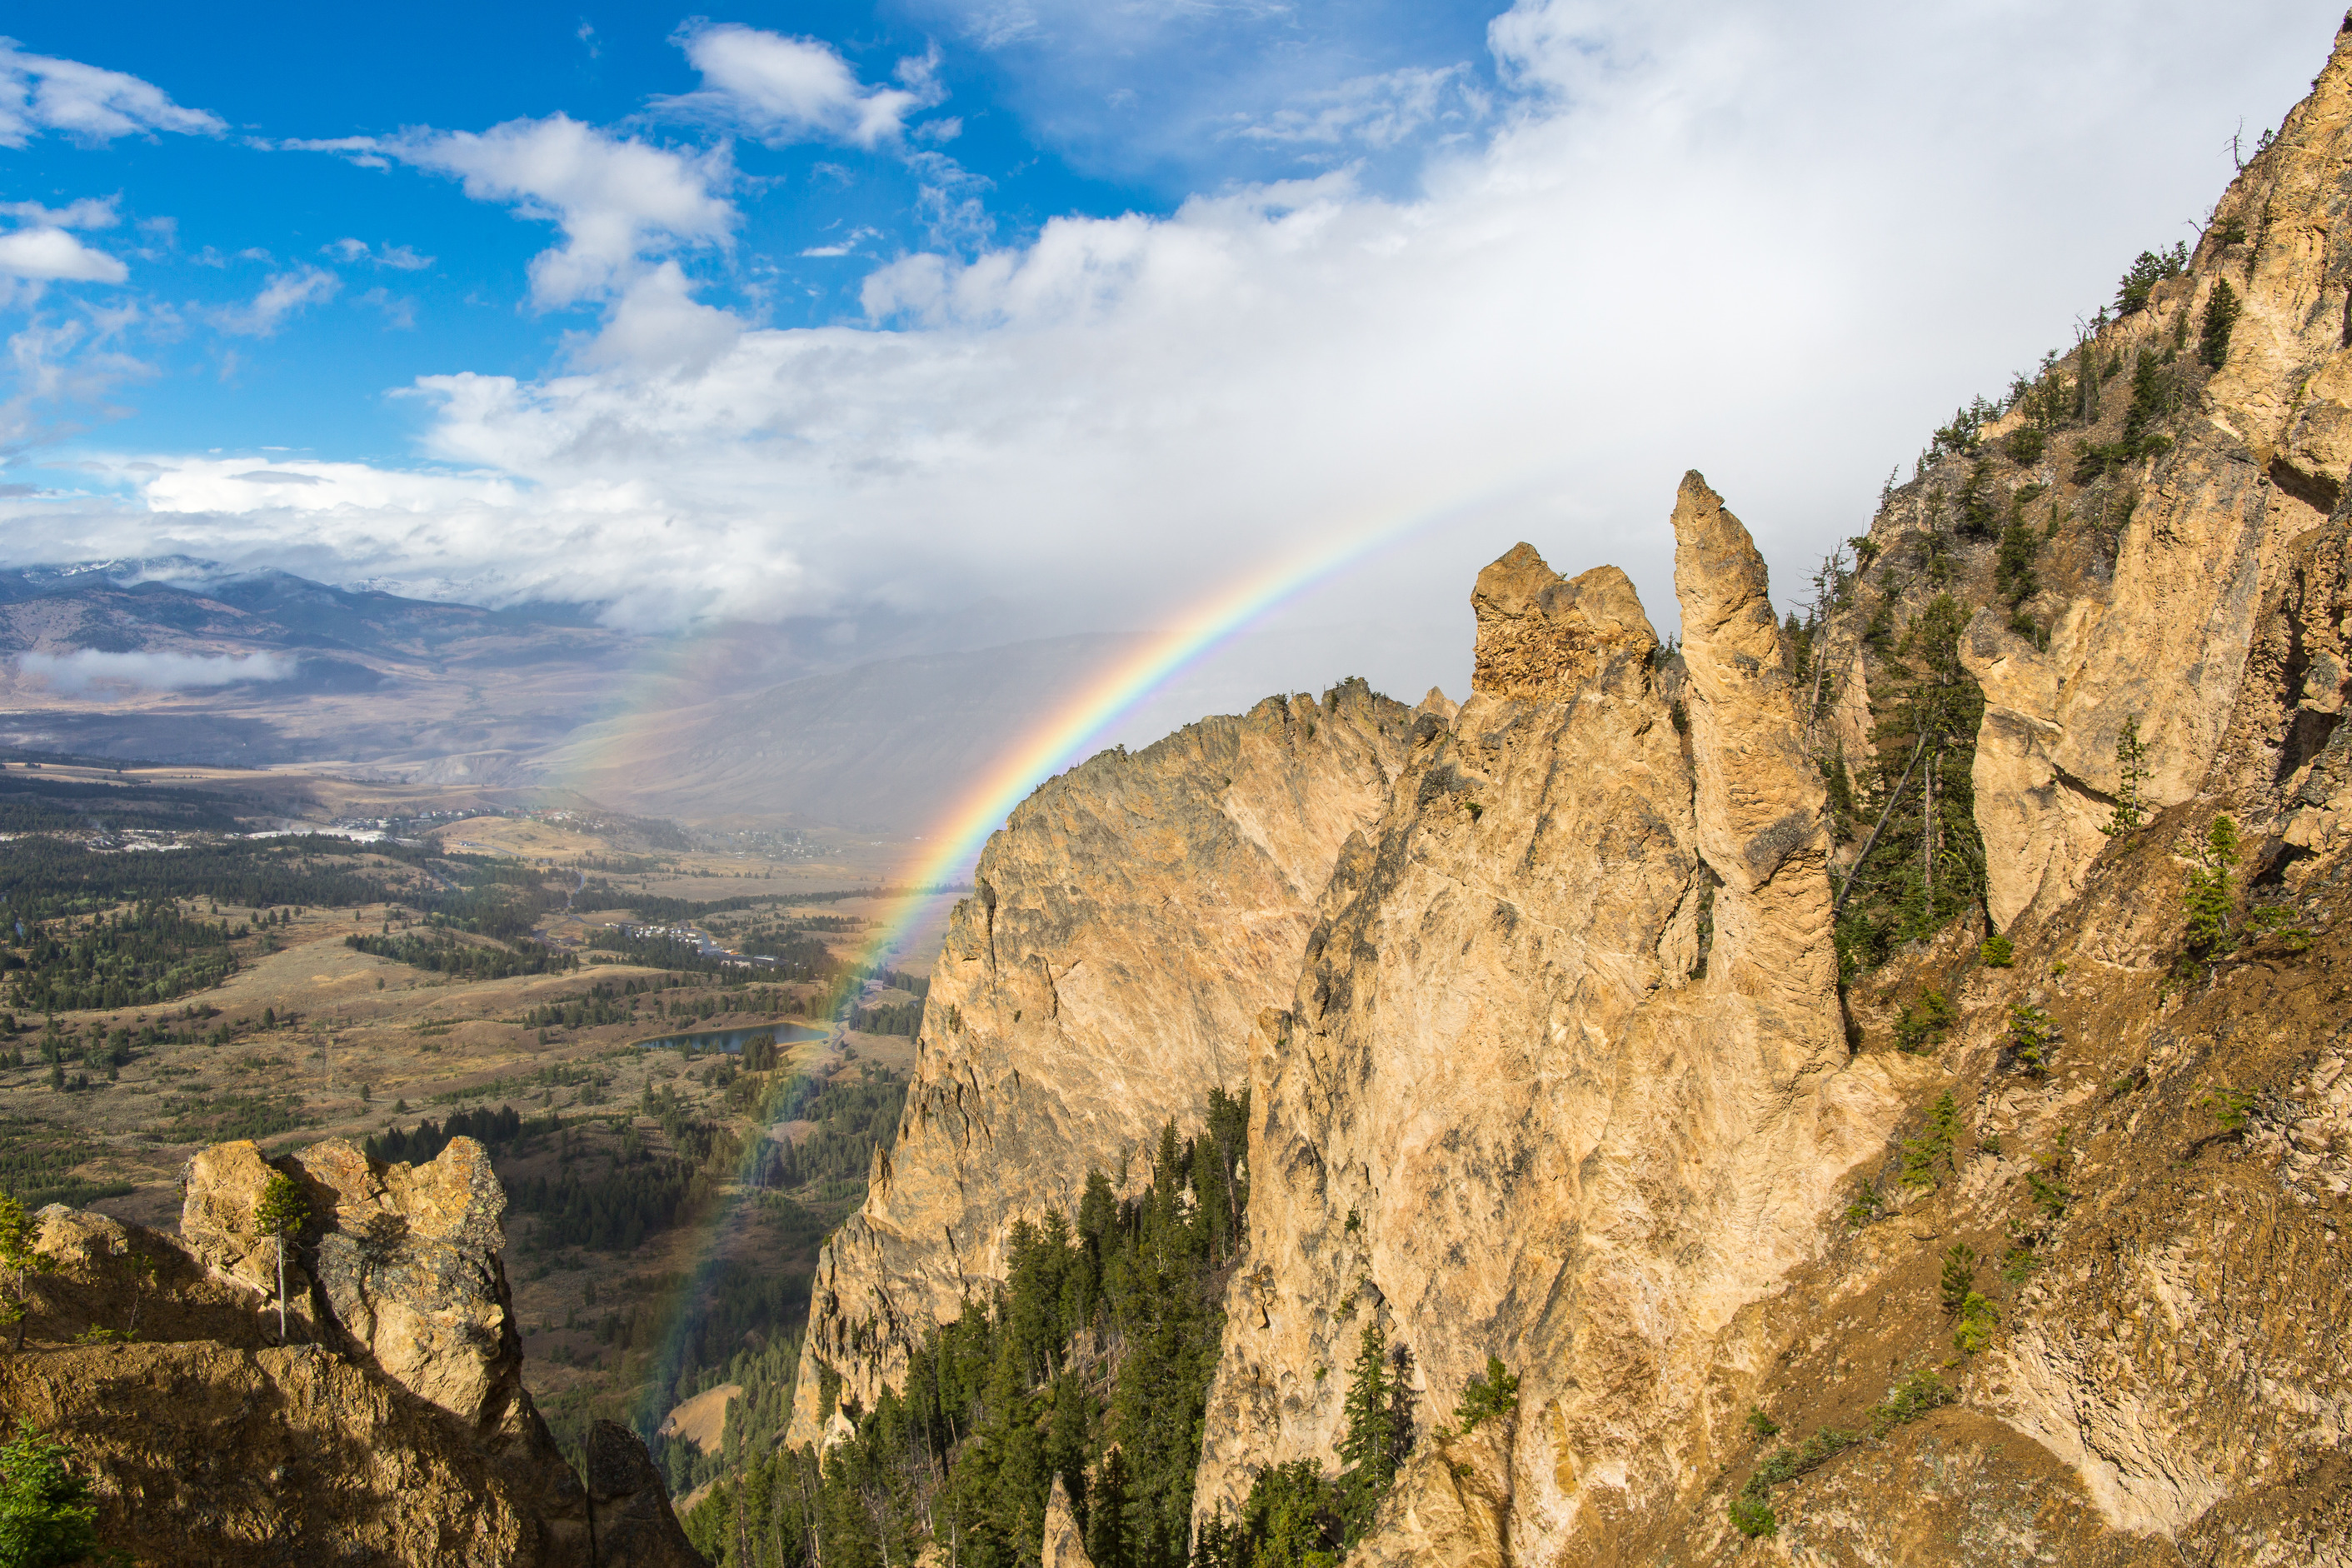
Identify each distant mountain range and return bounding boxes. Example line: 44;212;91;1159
0;558;1151;833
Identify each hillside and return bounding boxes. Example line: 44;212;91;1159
680;16;2352;1568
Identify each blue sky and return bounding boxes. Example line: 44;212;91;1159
0;1;2341;715
4;2;1501;459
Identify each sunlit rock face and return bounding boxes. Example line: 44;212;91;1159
1192;482;1906;1561
788;680;1413;1445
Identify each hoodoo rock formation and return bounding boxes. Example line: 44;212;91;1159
0;1136;698;1566
771;22;2352;1561
790;684;1411;1442
1189;481;1909;1559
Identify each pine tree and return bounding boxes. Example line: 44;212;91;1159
1086;1445;1131;1568
1337;1324;1392;1488
2200;277;2241;371
253;1171;309;1344
2100;717;2150;836
0;1421;100;1567
2183;814;2241;961
0;1197;57;1354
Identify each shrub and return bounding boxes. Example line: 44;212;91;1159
1868;1370;1955;1434
1745;1406;1780;1439
2006;426;2048;466
1894;991;1956;1053
1453;1356;1521;1434
1954;1291;1999;1354
1728;1492;1778;1538
1980;934;2015;968
1900;1093;1960;1190
1843;1187;1884;1229
2200;1087;2256;1132
1939;1243;1979;1316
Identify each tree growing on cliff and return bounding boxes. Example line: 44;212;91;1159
2100;717;2150;837
1451;1355;1521;1434
2200;277;2241;371
0;1421;99;1567
253;1171;309;1345
0;1197;56;1353
2183;815;2241;965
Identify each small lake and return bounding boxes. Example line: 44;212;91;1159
630;1023;831;1055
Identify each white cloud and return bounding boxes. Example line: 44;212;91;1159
212;266;339;336
18;648;295;692
326;237;436;270
15;0;2344;717
0;227;127;283
0;197;118;229
370;115;735;310
1229;65;1488;152
666;23;943;147
357;287;417;329
0;38;223;147
801;227;883;258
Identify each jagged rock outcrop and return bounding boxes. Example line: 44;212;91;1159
1;1137;695;1566
1191;486;1910;1559
1960;14;2352;931
791;682;1411;1441
1042;1474;1096;1568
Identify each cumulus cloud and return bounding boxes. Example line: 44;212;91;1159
212;265;339;336
344;115;736;313
0;227;127;283
10;0;2340;718
665;23;943;147
19;648;296;692
0;38;224;147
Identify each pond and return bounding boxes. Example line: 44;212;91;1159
629;1023;831;1055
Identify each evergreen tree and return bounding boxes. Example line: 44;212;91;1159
2200;277;2241;371
1335;1324;1396;1545
2183;815;2241;962
1086;1445;1131;1568
2100;717;2150;837
0;1422;99;1568
0;1197;55;1353
253;1171;309;1344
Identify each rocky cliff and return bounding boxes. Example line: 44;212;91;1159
0;1136;699;1566
741;18;2352;1568
1189;483;1912;1560
789;682;1411;1443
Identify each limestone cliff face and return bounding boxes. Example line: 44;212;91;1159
9;1137;696;1566
1191;483;1907;1560
1960;15;2352;931
791;681;1411;1442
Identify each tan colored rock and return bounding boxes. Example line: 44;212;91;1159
178;1138;322;1336
0;1339;592;1566
789;681;1411;1442
1962;16;2352;931
1193;507;1905;1562
1470;545;1657;699
1345;1417;1512;1568
287;1135;519;1428
1042;1473;1096;1568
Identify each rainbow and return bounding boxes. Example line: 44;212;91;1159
630;488;1478;1431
